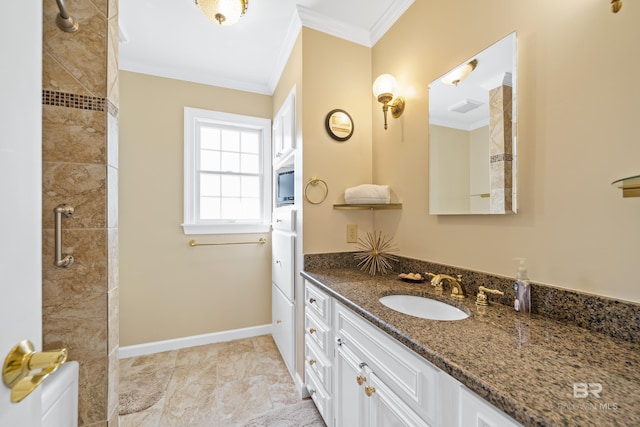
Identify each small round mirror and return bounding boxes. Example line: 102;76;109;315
325;109;354;141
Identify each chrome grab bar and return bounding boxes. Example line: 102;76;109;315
54;204;74;268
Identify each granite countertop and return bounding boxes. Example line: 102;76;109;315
301;268;640;427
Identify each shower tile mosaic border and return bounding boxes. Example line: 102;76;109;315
42;89;106;111
304;252;640;345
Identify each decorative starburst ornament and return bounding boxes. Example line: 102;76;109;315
354;231;399;276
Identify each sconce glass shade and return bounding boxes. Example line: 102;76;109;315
441;59;478;86
372;74;398;100
195;0;248;26
372;74;405;130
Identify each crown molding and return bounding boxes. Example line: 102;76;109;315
370;0;414;46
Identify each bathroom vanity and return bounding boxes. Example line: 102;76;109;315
301;267;640;427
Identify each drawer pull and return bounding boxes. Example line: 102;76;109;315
365;386;376;397
336;337;343;347
309;297;316;304
356;375;366;386
276;320;282;324
276;219;283;223
309;328;316;334
275;259;281;264
309;359;316;366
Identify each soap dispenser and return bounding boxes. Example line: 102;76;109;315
513;258;531;313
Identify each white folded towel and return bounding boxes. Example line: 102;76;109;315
344;184;391;204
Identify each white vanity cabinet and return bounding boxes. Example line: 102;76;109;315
271;210;296;376
334;302;437;427
303;278;523;427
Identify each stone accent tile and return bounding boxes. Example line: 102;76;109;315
107;105;118;168
108;228;119;292
43;289;108;361
44;8;107;97
107;15;119;107
107;166;118;229
108;287;119;353
42;162;107;229
108;347;120;420
89;0;109;18
42;228;107;297
42;104;106;164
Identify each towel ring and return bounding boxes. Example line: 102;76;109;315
304;177;328;205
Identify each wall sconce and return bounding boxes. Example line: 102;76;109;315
372;74;405;130
440;59;478;86
611;0;622;13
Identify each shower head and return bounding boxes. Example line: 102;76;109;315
55;0;79;33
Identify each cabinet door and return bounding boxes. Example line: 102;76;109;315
367;372;430;427
272;284;295;374
335;342;367;427
273;89;295;163
272;231;294;300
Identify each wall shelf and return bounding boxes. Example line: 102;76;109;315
611;175;640;198
333;203;402;210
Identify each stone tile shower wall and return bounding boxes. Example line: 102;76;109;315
42;0;119;426
489;79;513;213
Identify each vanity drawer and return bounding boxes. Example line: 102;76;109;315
335;302;439;425
305;280;331;324
272;208;296;232
306;366;332;427
305;311;331;355
305;337;332;392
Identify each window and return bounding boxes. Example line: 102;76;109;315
183;107;271;235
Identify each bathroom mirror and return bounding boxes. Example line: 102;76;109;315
429;33;517;215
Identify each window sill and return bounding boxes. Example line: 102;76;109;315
182;223;271;235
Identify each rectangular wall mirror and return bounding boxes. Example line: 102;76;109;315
429;32;517;215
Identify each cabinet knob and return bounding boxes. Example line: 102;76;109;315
336;337;343;346
276;320;282;324
309;297;316;304
309;359;316;366
276;219;283;223
365;386;376;397
309;328;316;334
275;260;281;264
356;375;366;386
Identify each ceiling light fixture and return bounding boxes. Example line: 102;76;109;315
611;0;622;13
372;74;406;130
441;59;478;86
194;0;248;26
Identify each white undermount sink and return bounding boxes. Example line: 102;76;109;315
379;295;469;321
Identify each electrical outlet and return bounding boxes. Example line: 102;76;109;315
346;224;358;243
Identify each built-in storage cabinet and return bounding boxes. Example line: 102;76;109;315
303;279;523;427
304;281;333;426
272;284;294;373
273;89;295;164
272;231;294;300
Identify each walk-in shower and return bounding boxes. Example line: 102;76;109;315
55;0;79;33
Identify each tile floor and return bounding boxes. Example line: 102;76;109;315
119;335;306;426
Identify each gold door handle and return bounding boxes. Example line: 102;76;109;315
309;328;316;334
2;340;68;403
356;375;366;385
365;386;376;397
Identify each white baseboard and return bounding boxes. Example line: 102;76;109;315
119;324;272;359
295;372;310;398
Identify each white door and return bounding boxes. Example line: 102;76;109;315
0;1;43;426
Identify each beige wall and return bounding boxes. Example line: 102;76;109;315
119;72;273;346
301;28;375;254
372;0;640;302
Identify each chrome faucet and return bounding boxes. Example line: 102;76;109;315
429;274;465;299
